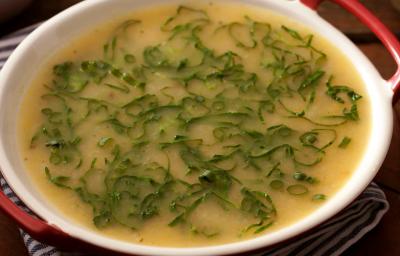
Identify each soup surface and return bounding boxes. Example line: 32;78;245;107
18;2;370;247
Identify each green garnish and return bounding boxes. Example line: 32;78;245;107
312;194;327;201
338;136;352;148
97;137;113;147
269;180;284;190
31;5;364;239
124;54;136;63
292;172;318;184
287;184;309;195
45;167;71;188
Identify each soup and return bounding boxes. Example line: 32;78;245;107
18;2;370;247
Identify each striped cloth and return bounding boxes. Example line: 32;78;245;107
0;23;390;256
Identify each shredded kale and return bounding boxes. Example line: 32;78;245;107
31;5;364;238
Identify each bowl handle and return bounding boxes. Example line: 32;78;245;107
0;184;92;251
300;0;400;104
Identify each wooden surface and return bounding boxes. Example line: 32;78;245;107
0;0;399;255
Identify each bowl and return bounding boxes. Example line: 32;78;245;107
0;0;399;255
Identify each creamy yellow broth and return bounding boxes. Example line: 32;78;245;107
18;2;370;247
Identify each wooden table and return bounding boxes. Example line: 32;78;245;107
0;0;399;255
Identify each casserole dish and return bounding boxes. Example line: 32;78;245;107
0;0;399;255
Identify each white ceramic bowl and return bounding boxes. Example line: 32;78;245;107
0;0;398;255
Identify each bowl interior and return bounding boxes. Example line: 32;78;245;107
0;0;394;255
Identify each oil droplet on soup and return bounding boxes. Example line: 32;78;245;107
18;2;370;247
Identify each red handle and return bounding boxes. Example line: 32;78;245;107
0;187;74;249
0;185;128;254
0;185;105;251
301;0;400;104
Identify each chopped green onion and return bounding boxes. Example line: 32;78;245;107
312;194;327;201
124;54;136;63
287;184;309;195
98;137;113;147
338;136;351;148
269;180;284;190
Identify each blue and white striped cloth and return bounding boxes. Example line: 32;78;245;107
0;23;390;256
